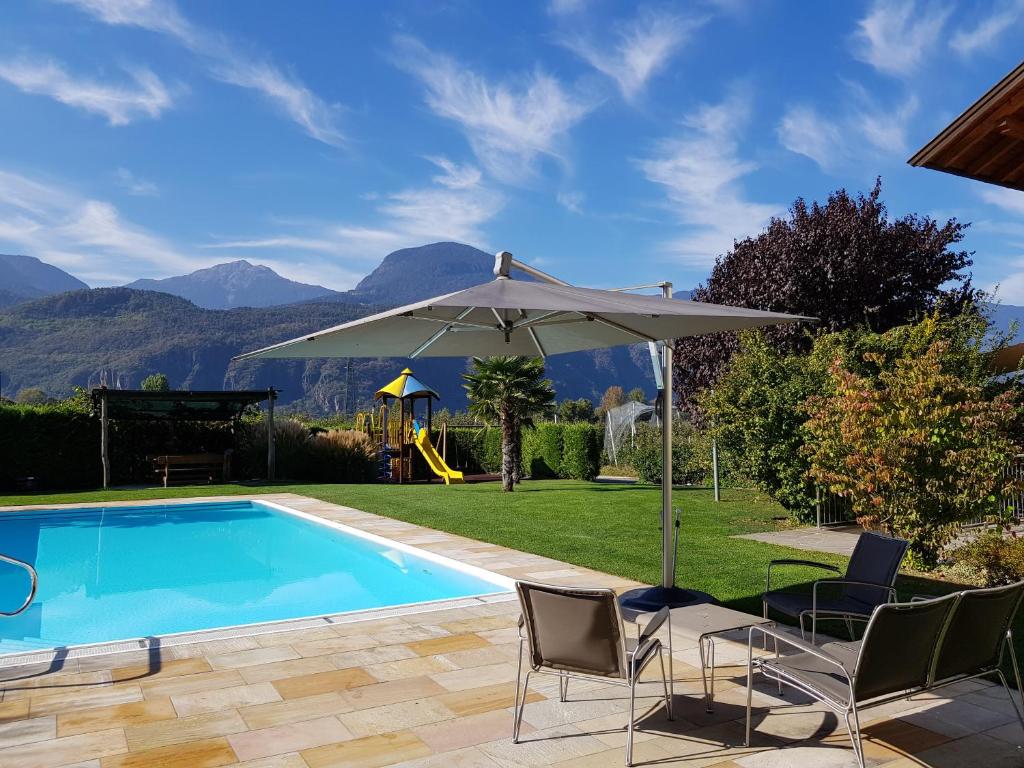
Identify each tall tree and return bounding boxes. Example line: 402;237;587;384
140;373;170;391
463;357;555;491
675;179;978;416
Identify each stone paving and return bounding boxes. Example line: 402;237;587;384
736;526;862;557
0;493;1020;767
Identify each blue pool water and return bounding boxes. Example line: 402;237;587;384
0;500;509;654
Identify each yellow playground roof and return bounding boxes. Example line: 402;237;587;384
375;368;440;400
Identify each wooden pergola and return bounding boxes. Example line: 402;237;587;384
91;387;278;489
908;60;1024;190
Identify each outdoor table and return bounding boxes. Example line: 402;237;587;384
638;603;774;713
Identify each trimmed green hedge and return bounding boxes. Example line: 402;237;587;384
0;402;99;490
560;423;602;481
523;423;563;478
442;422;601;481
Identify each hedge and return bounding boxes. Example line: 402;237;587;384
0;402;100;490
523;423;563;478
436;423;601;481
559;423;602;481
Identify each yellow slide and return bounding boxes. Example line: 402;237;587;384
414;426;464;484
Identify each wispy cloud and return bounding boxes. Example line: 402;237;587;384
548;0;587;15
636;86;781;266
557;190;584;214
777;83;918;171
852;0;951;77
114;167;159;196
0;57;173;125
980;187;1024;217
0;168;202;283
561;8;704;102
950;1;1024;56
59;0;344;145
202;157;504;279
393;36;593;184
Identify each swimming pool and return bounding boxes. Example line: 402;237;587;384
0;499;511;655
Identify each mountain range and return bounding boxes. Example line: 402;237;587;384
0;244;659;410
0;254;89;309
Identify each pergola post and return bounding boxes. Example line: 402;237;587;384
266;387;276;482
100;387;110;489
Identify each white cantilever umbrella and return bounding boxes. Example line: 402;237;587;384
237;251;813;608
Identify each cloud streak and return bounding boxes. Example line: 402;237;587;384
562;8;704;101
60;0;344;145
852;0;950;77
393;36;593;184
950;1;1024;56
0;57;173;125
636;87;781;266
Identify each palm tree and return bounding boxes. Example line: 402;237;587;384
463;356;555;491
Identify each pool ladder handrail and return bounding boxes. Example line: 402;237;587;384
0;553;38;617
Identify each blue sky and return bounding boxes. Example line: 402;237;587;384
2;1;1024;301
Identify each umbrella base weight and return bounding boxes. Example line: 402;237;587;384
618;585;713;612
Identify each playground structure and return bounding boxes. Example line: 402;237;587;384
354;368;463;484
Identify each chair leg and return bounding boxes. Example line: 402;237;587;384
698;636;710;710
773;631;782;696
762;601;769;650
850;704;866;768
626;674;637;767
559;673;569;703
1006;631;1024;736
658;646;673;720
996;669;1024;737
799;612;806;641
811;613;817;645
512;639;524;742
707;637;716;713
844;616;855;640
843;708;865;768
745;636;754;747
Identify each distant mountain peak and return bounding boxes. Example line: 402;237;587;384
124;260;340;309
0;253;89;309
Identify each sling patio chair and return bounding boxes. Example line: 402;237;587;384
763;531;909;643
513;580;673;767
746;593;960;768
746;581;1024;768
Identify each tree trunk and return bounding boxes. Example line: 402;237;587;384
500;407;515;492
511;415;522;485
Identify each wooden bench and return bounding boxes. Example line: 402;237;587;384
153;451;232;487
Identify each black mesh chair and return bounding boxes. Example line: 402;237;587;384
763;531;909;642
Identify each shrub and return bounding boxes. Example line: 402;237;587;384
236;417;311;480
560;423;602;481
624;423;705;486
0;399;98;490
306;430;377;482
523;423;563;478
944;533;1024;587
805;338;1022;569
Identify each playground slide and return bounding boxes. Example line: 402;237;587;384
413;427;464;484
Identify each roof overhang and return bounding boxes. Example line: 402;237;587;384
908;60;1024;191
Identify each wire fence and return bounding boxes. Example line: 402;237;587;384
814;454;1024;529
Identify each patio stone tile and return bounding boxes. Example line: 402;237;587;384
291;634;379;658
387;745;504;767
329;618;413;639
141;670;246;699
300;729;433;767
238;656;336;685
29;683;144;717
0;727;127;768
239;692;354;730
440;644;519;669
169;637;263;660
330;644;418;670
883;732;1024;767
340;674;447;710
228;715;353;762
271;667;377;699
438;681;544;717
0;698;30;724
407;632;491;656
57;697;177;736
371;625;450;646
111;656;211;683
124;709;247;751
170;682;281;717
477;722;610;766
0;714;56;747
898;696;1017;738
430;662;516;692
439;615;516;634
337;696;455;737
100;735;236;768
207;647;300;671
255;627;338;648
412;708;530;753
549;739;674;767
0;669;112;698
983;719;1024;746
231;754;307;768
363;654;458;681
571;711;663;748
734;743;863;767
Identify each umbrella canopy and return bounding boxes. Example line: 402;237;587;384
236;274;812;361
375;368;440;400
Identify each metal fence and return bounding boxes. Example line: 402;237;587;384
814;454;1024;529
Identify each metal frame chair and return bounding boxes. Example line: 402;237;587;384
763;531;909;643
513;580;673;767
745;582;1024;768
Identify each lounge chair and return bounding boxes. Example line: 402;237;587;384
513;580;673;767
745;581;1024;768
763;531;909;642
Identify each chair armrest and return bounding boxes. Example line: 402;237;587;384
766;559;841;595
748;625;851;676
638;606;671;644
812;579;896;609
